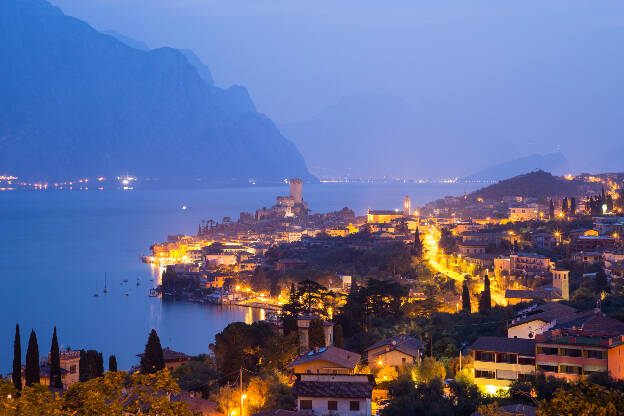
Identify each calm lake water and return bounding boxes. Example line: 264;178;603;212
0;182;480;371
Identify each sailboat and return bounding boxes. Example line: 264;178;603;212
93;279;99;297
103;273;108;294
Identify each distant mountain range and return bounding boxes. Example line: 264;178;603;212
462;152;569;182
0;0;313;184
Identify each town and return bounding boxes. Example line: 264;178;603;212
5;171;624;415
59;170;621;416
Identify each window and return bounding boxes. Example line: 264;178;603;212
69;364;77;374
537;346;558;355
475;351;495;362
328;401;337;411
402;357;406;364
300;400;312;410
537;364;557;373
518;357;535;365
475;370;495;379
586;350;606;359
561;348;582;357
350;401;360;411
560;365;581;375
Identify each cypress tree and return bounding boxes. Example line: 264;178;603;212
25;330;40;387
333;324;344;349
109;355;118;372
49;327;62;388
308;318;326;350
479;274;492;314
12;324;21;391
140;329;165;374
412;227;423;258
462;280;471;314
570;197;576;215
79;349;89;381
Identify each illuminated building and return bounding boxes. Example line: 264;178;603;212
535;313;624;381
287;346;360;375
403;195;411;216
470;336;535;393
293;374;373;416
366;209;403;224
509;204;540;221
364;335;424;369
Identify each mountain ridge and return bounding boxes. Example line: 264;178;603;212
0;0;313;184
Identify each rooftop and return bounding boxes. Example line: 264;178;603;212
470;336;535;355
287;346;360;371
293;380;373;399
509;303;579;328
364;334;424;358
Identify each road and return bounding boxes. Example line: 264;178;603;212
424;233;507;307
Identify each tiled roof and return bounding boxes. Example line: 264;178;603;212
293;381;373;399
505;289;561;300
364;334;424;358
288;346;360;370
556;312;624;334
509;303;579;328
469;336;534;355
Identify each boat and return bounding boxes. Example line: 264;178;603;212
122;279;128;283
125;293;129;296
103;273;108;294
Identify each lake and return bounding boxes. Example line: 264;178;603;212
0;182;481;371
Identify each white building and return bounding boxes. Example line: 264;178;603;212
293;374;373;416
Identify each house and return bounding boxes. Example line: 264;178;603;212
137;347;190;371
366;209;404;224
571;251;602;264
293;374;374;416
535;312;624;381
571;235;616;252
531;233;556;250
364;335;424;369
507;303;580;339
509;253;553;276
287;346;361;375
469;336;535;394
509;204;540;222
458;241;488;257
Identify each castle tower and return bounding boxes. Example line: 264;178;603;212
289;178;303;204
553;268;570;301
403;195;411;216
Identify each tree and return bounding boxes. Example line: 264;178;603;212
438;228;457;254
595;269;610;293
12;324;21;391
413;357;446;384
412;228;423;258
478;275;492;314
79;349;89;382
562;197;569;214
570;197;576;215
108;355;117;372
538;382;624;415
308;318;326;350
49;327;62;388
382;377;454;416
333;324;344;348
25;330;39;387
462;280;471;314
141;329;165;374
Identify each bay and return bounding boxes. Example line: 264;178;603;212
0;182;480;371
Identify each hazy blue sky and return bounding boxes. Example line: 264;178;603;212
50;0;624;176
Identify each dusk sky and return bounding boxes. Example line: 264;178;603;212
50;0;624;177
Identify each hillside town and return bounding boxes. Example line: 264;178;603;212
7;171;624;415
110;172;624;415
